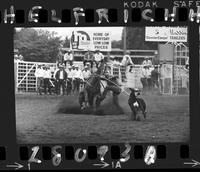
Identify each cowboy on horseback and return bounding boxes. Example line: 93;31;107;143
96;66;122;108
79;59;106;111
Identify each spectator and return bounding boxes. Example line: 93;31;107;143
71;65;76;93
14;53;24;62
18;54;24;61
140;65;151;94
53;64;61;93
73;66;83;93
34;64;45;95
105;55;115;68
83;49;94;68
147;65;153;92
185;57;189;70
63;50;73;66
94;50;104;67
113;57;121;66
151;65;161;94
142;56;152;67
55;64;68;95
66;66;73;95
121;51;134;72
121;51;134;82
182;61;189;94
43;65;52;95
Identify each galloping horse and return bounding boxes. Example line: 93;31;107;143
79;60;106;111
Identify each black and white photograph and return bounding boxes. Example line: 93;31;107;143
14;26;189;143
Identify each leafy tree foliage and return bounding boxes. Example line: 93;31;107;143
62;36;70;48
122;27;158;50
111;40;123;49
14;28;62;62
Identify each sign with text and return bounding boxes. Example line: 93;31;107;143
70;31;92;50
92;32;111;51
70;31;111;51
145;27;188;42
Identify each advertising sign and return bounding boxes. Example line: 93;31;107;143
70;31;111;51
145;27;188;42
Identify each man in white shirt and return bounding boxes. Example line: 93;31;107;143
147;65;154;92
73;66;83;93
121;51;134;82
140;65;150;94
34;65;45;95
121;51;134;70
64;50;74;66
43;65;52;95
94;50;104;67
113;57;121;66
142;56;153;67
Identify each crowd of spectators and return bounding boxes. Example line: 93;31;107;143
34;63;92;96
34;49;189;96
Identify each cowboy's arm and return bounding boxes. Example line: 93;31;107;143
129;56;134;65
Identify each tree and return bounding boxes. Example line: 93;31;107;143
121;27;157;50
14;28;62;62
62;36;70;48
111;40;122;49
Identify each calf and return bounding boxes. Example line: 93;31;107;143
128;88;147;121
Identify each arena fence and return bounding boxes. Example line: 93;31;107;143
14;60;189;95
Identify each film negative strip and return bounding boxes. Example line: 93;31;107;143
0;0;199;170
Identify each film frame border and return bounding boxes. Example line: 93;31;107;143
0;0;199;170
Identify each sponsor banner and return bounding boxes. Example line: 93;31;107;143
70;31;111;51
92;32;111;51
145;27;188;42
70;31;91;50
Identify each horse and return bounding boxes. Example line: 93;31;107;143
79;60;106;111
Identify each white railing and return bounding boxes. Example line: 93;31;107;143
14;60;189;95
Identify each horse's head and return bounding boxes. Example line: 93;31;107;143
85;73;101;94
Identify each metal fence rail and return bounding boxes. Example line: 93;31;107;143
14;60;189;95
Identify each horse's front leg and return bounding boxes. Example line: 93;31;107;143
93;94;99;112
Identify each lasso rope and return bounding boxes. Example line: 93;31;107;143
94;73;130;96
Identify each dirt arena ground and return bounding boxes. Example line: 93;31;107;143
15;93;189;144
